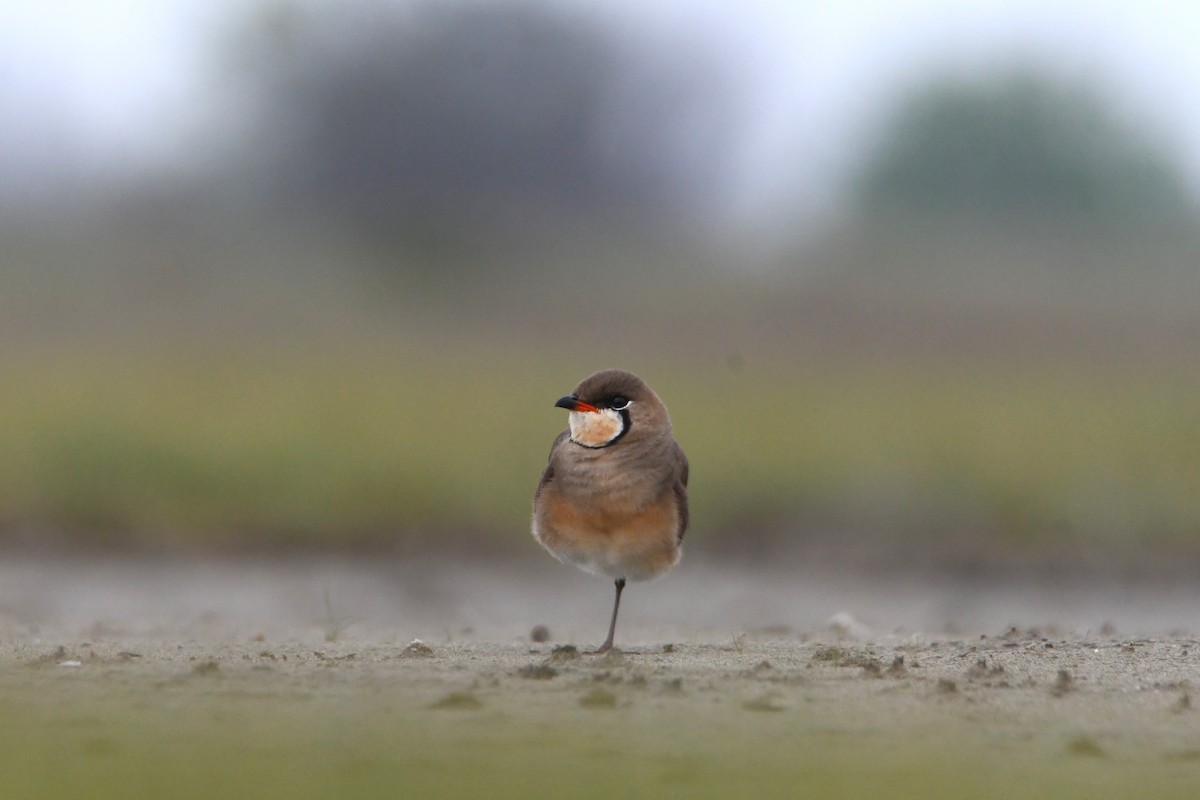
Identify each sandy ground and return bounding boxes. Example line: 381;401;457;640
2;552;1200;798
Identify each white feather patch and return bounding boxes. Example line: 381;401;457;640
568;407;625;447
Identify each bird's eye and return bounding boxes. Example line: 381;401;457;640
610;395;629;410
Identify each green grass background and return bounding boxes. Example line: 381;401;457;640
2;333;1197;558
3;228;1198;559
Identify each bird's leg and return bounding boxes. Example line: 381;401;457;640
596;578;626;653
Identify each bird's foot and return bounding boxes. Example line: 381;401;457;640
589;645;625;661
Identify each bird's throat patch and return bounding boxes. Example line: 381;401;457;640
568;408;627;448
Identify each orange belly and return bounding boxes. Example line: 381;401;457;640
534;491;681;581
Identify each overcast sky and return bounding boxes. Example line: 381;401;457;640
3;0;1199;224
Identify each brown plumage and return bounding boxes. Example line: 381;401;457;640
532;369;689;652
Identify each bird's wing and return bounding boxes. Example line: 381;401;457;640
534;430;570;502
673;441;689;542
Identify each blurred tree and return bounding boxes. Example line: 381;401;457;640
222;0;740;250
855;68;1192;230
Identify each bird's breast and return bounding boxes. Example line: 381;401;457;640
533;487;682;581
552;439;673;503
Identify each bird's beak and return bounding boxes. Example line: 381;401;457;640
555;395;598;413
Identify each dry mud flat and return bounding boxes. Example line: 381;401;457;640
3;630;1200;799
2;554;1200;798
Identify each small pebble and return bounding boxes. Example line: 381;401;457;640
430;692;483;710
549;645;580;663
517;663;557;680
401;640;435;658
1052;669;1074;696
742;694;785;712
579;688;618;709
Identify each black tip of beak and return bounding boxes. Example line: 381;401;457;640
554;395;579;411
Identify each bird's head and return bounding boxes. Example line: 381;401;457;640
554;369;669;449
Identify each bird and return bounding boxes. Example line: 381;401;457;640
532;369;689;653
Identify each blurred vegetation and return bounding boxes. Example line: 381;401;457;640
855;68;1193;230
822;65;1200;303
213;0;742;253
1;3;1199;566
2;228;1199;569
